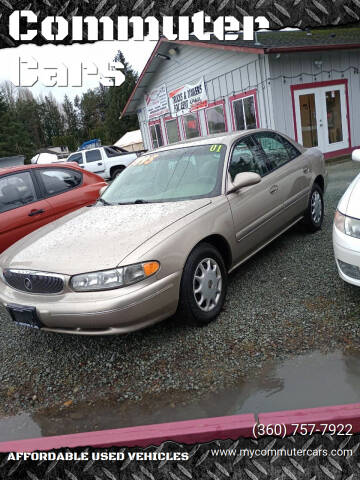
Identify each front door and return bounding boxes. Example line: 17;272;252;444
226;135;284;264
293;83;349;154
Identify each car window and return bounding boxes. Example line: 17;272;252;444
0;171;37;213
254;132;292;170
38;168;82;196
67;153;83;165
102;144;226;204
279;135;301;160
85;149;102;163
229;136;269;180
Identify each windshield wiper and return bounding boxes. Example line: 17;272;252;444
117;199;150;205
98;198;111;206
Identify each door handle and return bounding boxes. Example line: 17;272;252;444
28;209;45;217
97;162;103;166
269;185;279;194
303;167;310;174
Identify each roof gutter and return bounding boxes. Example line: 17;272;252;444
265;43;360;53
169;39;265;54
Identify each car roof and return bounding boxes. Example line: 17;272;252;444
143;128;281;155
0;163;82;175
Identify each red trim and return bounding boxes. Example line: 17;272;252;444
148;119;164;149
229;89;260;131
0;413;256;452
205;100;228;135
181;111;202;139
3;403;360;451
324;145;360;160
164;116;181;144
290;79;351;151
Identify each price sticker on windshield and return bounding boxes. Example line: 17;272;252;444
133;154;158;166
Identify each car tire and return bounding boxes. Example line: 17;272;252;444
302;183;324;232
111;166;125;180
177;243;228;326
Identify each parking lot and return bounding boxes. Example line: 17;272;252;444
1;159;360;425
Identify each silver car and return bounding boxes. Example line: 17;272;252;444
0;130;327;335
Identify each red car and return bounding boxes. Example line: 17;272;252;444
0;163;107;253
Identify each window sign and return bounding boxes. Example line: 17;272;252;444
146;84;170;120
169;78;208;117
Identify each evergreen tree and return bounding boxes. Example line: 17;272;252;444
104;50;139;144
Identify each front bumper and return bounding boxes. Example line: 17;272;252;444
0;272;181;335
333;224;360;287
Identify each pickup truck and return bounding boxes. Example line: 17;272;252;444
66;146;138;180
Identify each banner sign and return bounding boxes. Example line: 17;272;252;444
169;78;208;116
145;84;170;120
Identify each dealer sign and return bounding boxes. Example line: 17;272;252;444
145;84;170;120
169;78;208;116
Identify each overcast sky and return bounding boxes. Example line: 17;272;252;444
0;39;156;102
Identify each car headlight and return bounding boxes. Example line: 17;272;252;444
70;261;160;292
334;210;360;238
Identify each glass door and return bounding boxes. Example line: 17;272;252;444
294;84;349;154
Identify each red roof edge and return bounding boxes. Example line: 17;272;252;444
121;38;265;118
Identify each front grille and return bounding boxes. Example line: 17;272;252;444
3;269;64;294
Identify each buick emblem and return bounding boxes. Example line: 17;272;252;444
24;278;33;291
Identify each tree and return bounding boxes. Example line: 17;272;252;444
40;94;65;145
103;50;139;144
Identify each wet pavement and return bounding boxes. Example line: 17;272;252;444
1;349;360;442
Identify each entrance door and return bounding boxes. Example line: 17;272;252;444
294;83;349;154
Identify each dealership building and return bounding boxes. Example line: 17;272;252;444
122;27;360;159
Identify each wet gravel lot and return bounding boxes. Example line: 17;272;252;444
1;159;360;418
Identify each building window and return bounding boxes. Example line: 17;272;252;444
206;102;227;134
149;122;164;149
165;118;180;144
230;91;258;131
183;113;200;139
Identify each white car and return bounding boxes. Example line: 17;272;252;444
30;152;65;164
333;149;360;285
66;146;137;180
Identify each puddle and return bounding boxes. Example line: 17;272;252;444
1;350;360;442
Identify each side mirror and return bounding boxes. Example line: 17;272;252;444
226;172;261;194
352;149;360;162
99;185;108;196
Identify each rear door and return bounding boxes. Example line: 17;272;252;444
83;149;106;175
226;135;285;263
34;167;90;220
253;132;312;223
0;170;52;252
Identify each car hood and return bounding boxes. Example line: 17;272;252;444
338;173;360;218
0;200;211;275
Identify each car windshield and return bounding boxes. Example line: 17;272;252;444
101;144;226;204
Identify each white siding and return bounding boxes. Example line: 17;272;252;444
135;44;274;149
268;50;360;148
